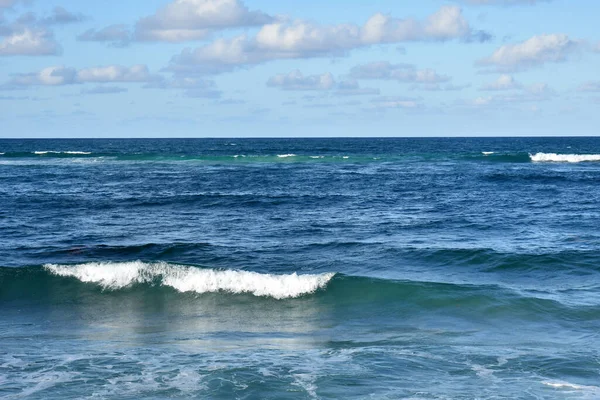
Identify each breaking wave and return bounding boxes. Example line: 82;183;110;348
43;261;334;299
530;153;600;163
34;151;92;155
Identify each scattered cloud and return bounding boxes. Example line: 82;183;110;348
477;33;580;71
134;0;273;43
266;70;379;96
0;6;84;56
461;0;551;5
267;70;335;91
414;83;470;91
77;65;158;83
577;81;600;92
335;80;380;96
350;61;451;85
77;24;130;47
145;76;222;98
370;95;423;109
0;0;29;8
480;74;521;90
0;27;60;55
2;65;160;88
39;7;86;25
167;5;486;74
462;82;554;107
81;86;128;95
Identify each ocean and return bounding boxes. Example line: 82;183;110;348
1;137;599;399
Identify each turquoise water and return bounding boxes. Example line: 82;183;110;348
1;138;599;399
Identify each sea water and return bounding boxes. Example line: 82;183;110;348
1;137;599;399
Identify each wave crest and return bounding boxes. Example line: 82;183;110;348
34;151;92;155
530;153;600;163
43;261;334;299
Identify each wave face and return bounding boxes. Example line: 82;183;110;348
44;262;334;299
530;152;600;162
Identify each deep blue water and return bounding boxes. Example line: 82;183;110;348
1;137;600;399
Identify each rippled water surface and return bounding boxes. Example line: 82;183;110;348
1;138;600;399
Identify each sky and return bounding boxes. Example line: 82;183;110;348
0;0;599;137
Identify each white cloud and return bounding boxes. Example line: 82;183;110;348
361;6;471;44
77;65;156;83
463;82;554;107
40;7;85;25
0;6;83;56
168;6;483;74
415;83;470;91
81;86;128;95
335;80;380;96
135;0;273;42
350;61;450;84
267;70;335;91
3;65;159;88
0;27;60;55
577;81;600;92
145;76;221;98
370;95;422;109
4;66;76;87
480;74;521;90
266;70;379;96
478;33;580;71
77;24;131;47
462;0;550;5
0;0;22;8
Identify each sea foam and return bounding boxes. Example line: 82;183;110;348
44;261;334;299
34;151;92;155
529;152;600;163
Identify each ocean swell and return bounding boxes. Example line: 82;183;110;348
44;261;334;299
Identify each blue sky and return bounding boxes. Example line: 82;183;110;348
0;0;599;137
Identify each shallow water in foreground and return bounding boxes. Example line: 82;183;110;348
1;138;599;399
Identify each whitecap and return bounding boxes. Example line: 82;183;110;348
277;154;296;158
34;150;91;155
543;381;600;392
44;261;335;299
530;152;600;163
482;151;494;155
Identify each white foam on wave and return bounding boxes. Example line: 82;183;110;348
277;154;296;158
482;151;494;155
543;381;600;393
530;152;600;163
34;151;92;155
44;261;334;299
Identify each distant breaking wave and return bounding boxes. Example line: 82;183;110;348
44;261;334;299
530;153;600;163
34;151;92;155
